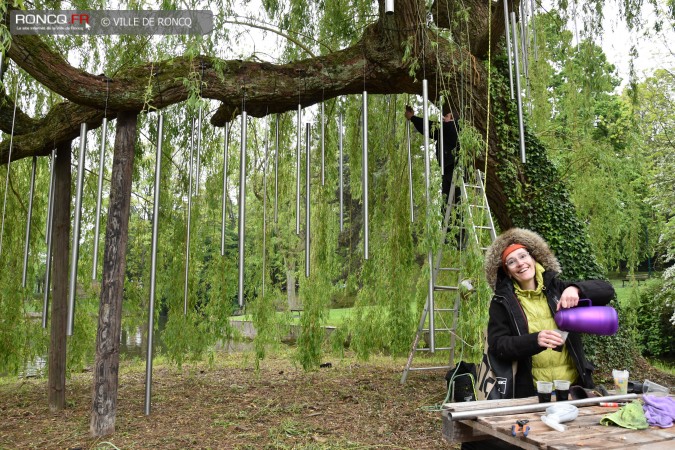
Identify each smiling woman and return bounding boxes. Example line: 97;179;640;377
483;228;616;400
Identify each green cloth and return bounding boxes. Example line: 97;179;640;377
600;401;649;429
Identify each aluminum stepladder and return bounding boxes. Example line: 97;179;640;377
401;168;497;384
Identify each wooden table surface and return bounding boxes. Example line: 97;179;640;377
441;396;675;449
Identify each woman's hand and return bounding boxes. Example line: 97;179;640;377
538;330;564;349
557;286;581;311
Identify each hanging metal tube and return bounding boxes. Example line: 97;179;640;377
503;0;515;99
274;114;279;224
338;112;344;232
296;104;302;235
145;112;164;416
42;149;56;329
183;117;195;316
511;12;527;164
362;91;369;260
438;99;444;175
221;125;230;257
449;394;639;421
195;105;203;194
237;111;247;308
21;157;37;288
67;123;88;336
519;1;530;82
305;122;311;278
406;120;414;223
92;117;108;280
262;120;269;296
320;103;325;186
530;0;538;60
422;80;435;352
0;80;20;257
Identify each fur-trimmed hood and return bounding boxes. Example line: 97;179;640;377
485;228;561;289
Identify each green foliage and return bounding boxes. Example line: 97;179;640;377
635;278;675;357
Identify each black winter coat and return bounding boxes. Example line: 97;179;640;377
487;270;615;398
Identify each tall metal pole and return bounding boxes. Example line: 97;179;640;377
92;117;108;280
22;156;37;288
296;104;301;235
145;112;163;416
237;111;248;308
320;103;325;186
221;124;230;256
338;112;344;232
438;99;444;175
183;117;195;316
406;120;414;223
195;105;203;194
0;80;20;257
422;80;435;352
362;91;369;260
503;0;515;99
262;119;269;296
511;12;527;164
67;123;88;336
530;0;538;60
42;148;56;328
305;122;311;278
274;114;279;224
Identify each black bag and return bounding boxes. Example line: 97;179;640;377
476;334;517;400
445;361;477;402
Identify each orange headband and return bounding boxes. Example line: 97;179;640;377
502;244;526;266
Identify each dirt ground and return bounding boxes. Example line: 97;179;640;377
1;352;673;450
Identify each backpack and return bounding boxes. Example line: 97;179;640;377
445;361;477;402
475;333;518;400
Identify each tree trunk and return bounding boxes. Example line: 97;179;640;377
48;140;71;412
90;111;138;437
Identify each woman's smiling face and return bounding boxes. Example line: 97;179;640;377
505;248;536;288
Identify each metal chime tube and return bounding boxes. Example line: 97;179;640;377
21;156;37;288
438;99;444;175
92;117;108;280
406;120;414;223
237;111;247;308
296;104;301;235
195;105;203;194
263;120;269;296
530;0;538;60
145;112;163;416
362;91;369;260
67;123;88;336
338;112;344;232
320;103;325;186
0;80;20;257
519;1;530;84
274;114;279;224
305;122;311;277
183;118;195;316
221;125;230;257
511;12;527;164
422;80;435;352
503;0;515;99
42;149;56;328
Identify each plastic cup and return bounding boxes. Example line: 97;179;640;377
537;381;553;403
643;379;669;397
612;370;629;395
552;330;569;352
554;380;571;401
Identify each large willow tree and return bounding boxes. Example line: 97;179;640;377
0;0;663;437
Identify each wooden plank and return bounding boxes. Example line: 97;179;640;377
441;410;489;443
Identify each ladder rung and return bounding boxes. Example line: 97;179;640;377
407;365;453;371
471;204;487;209
438;267;461;272
413;347;454;353
474;225;492;229
464;184;481;189
433;308;458;312
434;285;459;291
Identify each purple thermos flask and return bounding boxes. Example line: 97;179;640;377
554;299;619;336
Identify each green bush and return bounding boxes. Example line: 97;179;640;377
636;278;675;357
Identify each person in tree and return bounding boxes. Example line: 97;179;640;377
404;104;460;206
483;228;615;399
